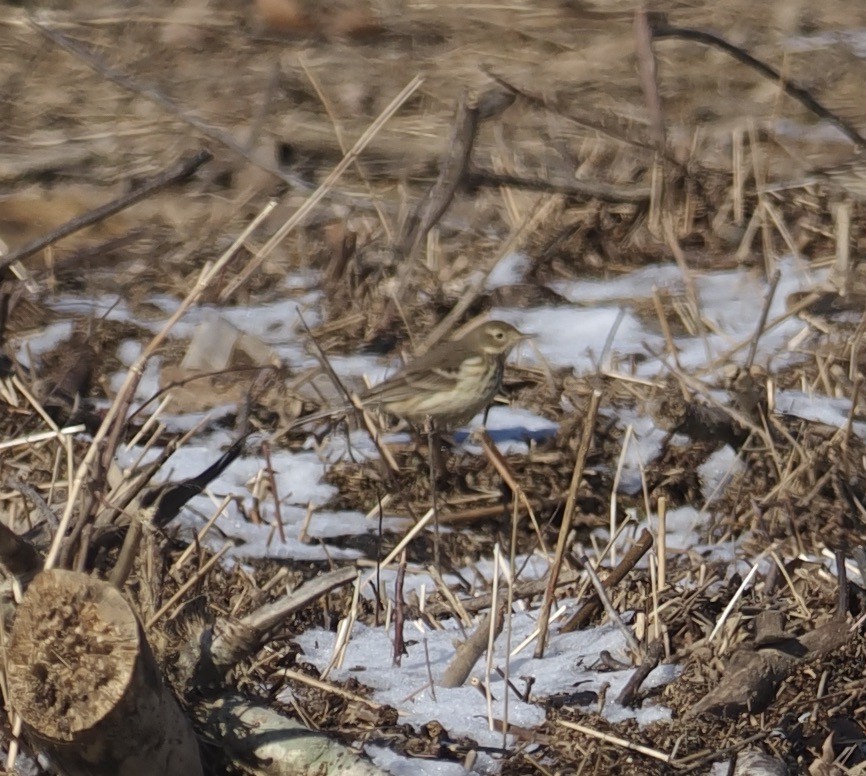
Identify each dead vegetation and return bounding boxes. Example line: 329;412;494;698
4;0;866;773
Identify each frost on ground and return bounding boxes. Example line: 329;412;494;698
293;616;676;775
66;254;854;773
5;4;866;774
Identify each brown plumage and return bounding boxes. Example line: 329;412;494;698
356;320;530;428
292;320;530;432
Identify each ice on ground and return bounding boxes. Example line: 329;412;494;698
108;355;162;403
292;612;677;775
357;553;553;609
367;745;481;776
495;305;664;374
666;261;810;372
592;505;739;570
497;256;827;379
551;263;685;304
115;431;405;561
699;445;747;505
197;504;375;562
598;409;669;496
310;407;558;462
485;251;530;289
659;506;706;552
455;407;559;454
13;320;73;367
116;431;329;497
775;389;866;438
117;338;143;366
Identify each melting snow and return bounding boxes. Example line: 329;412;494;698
16;255;853;773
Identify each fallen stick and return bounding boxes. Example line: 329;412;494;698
440;607;504;688
206;567;359;675
397;86;513;258
560;528;654;633
617;638;665;707
198;695;388;776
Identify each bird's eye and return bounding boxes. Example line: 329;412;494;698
494;331;504;339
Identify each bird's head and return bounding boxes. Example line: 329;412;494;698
467;320;533;355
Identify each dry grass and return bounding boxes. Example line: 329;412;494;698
5;0;866;773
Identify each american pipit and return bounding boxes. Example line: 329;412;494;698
356;320;530;429
296;320;531;431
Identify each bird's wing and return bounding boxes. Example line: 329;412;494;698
361;342;470;403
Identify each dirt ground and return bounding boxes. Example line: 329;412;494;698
5;1;866;773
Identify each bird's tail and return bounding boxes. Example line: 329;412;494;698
267;399;362;444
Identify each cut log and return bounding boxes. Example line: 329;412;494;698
6;569;202;776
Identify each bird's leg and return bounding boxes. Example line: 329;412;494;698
408;424;449;476
430;427;451;475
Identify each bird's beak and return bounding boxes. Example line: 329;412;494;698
518;331;537;341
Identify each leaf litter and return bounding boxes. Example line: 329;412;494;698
4;1;866;773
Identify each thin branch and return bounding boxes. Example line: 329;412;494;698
535;389;601;658
0;150;212;272
578;554;641;657
560;529;654;633
440;607;504;688
649;14;866;149
397;87;513;257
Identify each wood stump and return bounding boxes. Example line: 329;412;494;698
6;569;202;776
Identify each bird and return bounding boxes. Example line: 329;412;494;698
295;320;531;432
357;320;530;428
